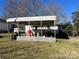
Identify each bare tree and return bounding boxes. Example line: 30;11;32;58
42;3;67;24
72;11;79;36
4;0;29;18
4;0;67;24
4;0;43;18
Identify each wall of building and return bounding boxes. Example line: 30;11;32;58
0;20;12;33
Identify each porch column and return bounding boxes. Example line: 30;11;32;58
17;22;20;36
35;26;38;37
41;20;42;36
7;22;9;33
54;20;56;39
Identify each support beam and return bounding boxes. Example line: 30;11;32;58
35;26;38;37
7;22;11;40
17;22;20;36
7;22;9;33
54;20;56;39
41;20;42;36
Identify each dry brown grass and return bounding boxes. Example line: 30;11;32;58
0;33;79;59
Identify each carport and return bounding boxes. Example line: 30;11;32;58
6;16;57;41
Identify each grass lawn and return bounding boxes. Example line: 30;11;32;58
0;33;79;59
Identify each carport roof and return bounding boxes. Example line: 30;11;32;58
6;16;56;26
6;16;56;22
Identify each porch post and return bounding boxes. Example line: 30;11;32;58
54;20;56;39
35;26;38;37
15;18;20;36
41;20;42;36
7;22;9;33
7;22;11;40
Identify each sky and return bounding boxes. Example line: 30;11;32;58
0;0;79;22
42;0;79;22
57;0;79;22
0;0;4;16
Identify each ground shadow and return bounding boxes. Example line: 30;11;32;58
0;36;5;38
